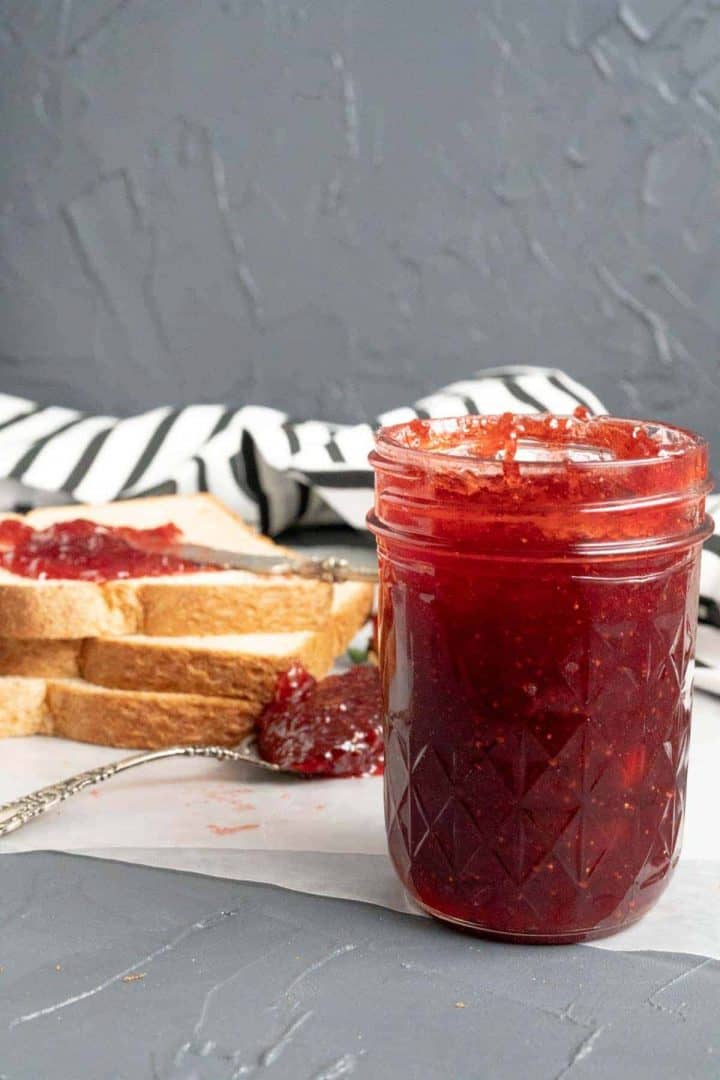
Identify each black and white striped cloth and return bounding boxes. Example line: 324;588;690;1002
0;364;717;695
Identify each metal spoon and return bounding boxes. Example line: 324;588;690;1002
0;735;300;839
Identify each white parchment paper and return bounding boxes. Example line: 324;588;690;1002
2;693;718;959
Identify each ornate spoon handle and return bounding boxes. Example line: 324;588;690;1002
0;744;268;838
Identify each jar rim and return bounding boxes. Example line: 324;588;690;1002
371;414;712;555
374;414;709;476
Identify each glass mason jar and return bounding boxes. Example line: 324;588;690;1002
368;412;712;944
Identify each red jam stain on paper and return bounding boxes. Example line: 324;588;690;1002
204;790;257;811
0;519;216;581
257;663;383;777
208;823;260;836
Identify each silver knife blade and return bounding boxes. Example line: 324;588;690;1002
155;543;378;584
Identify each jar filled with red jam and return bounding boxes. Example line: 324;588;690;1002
368;411;712;943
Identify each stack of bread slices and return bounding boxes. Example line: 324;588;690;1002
0;495;374;749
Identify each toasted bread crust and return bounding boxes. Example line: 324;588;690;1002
0;580;142;638
46;681;257;749
0;676;257;748
0;678;52;737
0;578;334;639
0;637;81;678
79;635;325;700
129;577;332;635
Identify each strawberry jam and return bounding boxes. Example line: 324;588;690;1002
0;518;211;581
369;411;712;943
257;663;383;777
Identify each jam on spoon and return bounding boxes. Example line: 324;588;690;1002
257;663;383;777
0;519;213;582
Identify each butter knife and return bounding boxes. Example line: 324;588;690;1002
156;544;379;584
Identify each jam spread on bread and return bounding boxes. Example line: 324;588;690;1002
257;663;383;777
0;519;213;581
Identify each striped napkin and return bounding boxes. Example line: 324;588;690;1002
0;364;716;694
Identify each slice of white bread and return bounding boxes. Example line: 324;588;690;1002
0;495;334;638
0;582;372;701
0;677;258;748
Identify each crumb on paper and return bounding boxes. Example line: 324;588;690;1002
455;1001;466;1009
122;973;146;983
55;964;62;972
89;789;101;798
315;804;326;811
208;823;260;836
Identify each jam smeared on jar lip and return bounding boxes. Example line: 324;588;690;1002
384;407;700;467
0;518;215;582
257;663;383;778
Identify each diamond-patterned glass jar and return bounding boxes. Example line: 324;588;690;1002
368;412;712;943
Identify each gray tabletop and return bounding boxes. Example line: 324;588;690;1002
0;851;717;1080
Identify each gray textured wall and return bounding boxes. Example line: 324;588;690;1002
1;1;719;461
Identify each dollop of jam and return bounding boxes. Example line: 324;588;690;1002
257;663;383;777
0;518;213;582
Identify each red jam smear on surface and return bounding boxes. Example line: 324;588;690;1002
371;411;711;943
0;518;213;582
257;663;383;778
